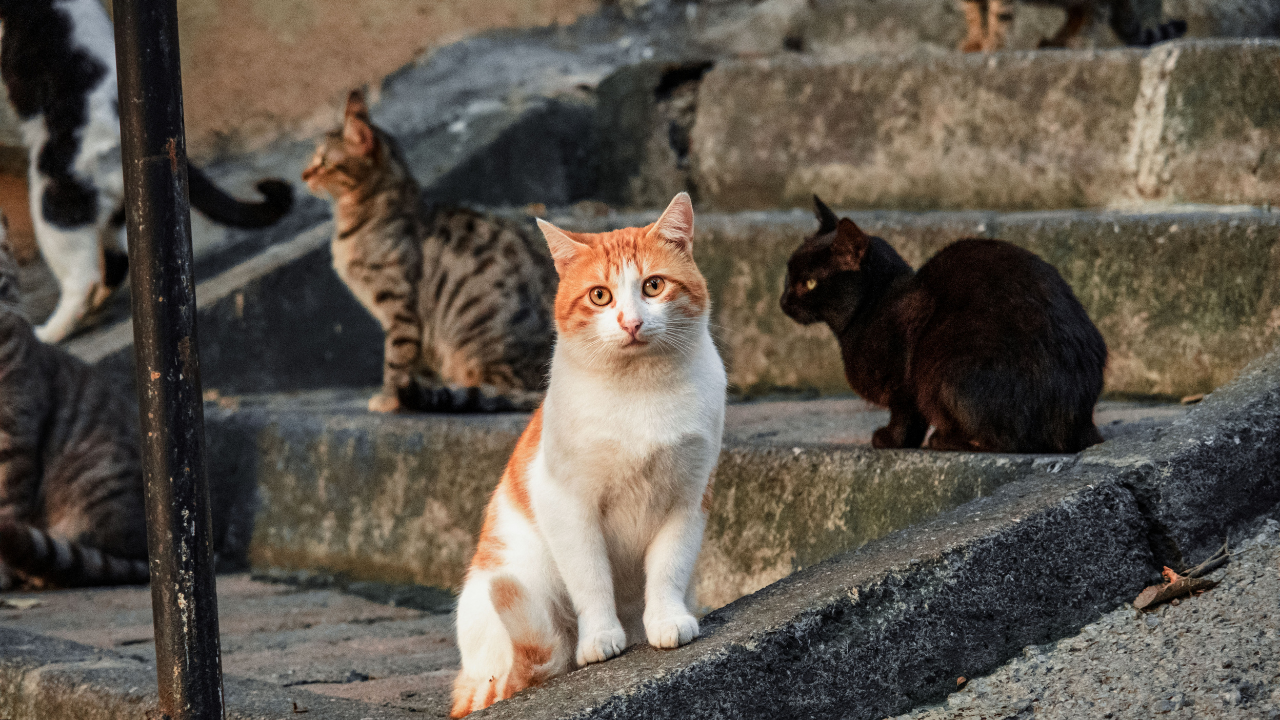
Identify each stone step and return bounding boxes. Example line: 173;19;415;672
203;391;1184;612
5;343;1277;720
595;40;1280;212
75;207;1272;401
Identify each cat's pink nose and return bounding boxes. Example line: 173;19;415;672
620;315;644;339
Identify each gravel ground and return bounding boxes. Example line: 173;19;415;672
891;519;1280;720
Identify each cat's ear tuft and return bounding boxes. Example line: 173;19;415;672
343;90;377;157
830;218;870;272
813;195;838;234
651;192;695;253
538;218;590;274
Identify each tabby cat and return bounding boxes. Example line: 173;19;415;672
450;193;726;716
959;0;1186;52
0;216;148;591
302;91;556;413
0;0;294;344
780;196;1106;454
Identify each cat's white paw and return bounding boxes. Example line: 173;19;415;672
576;624;626;666
644;610;699;649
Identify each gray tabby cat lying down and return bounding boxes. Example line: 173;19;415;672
0;214;148;590
303;91;557;413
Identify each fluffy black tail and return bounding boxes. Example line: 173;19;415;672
1121;19;1187;47
187;163;294;229
0;520;148;590
404;382;543;413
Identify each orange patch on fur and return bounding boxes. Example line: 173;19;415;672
501;408;542;522
551;223;709;337
449;677;477;718
701;483;714;514
481;678;498;708
490;576;523;613
503;641;554;699
466;409;543;574
470;501;505;571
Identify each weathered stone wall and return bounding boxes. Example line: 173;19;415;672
689;40;1280;211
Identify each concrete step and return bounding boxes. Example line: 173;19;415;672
595;40;1280;212
203;391;1185;612
5;341;1278;720
74;207;1274;403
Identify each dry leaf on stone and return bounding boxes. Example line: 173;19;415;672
1134;567;1216;611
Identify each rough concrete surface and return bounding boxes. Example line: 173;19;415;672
687;41;1280;211
206;391;1180;610
890;519;1280;720
0;574;449;719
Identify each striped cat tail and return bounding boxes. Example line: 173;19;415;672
0;520;148;590
410;384;544;413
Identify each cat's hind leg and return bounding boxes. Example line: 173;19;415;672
871;401;929;449
452;572;570;717
1038;5;1090;48
29;181;105;343
982;0;1016;52
958;0;988;52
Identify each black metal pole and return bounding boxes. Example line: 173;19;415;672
112;1;225;719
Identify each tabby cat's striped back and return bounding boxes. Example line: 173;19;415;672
0;227;149;590
303;91;556;413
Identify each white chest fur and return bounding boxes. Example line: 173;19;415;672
539;330;725;511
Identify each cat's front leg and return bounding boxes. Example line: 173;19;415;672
642;501;707;649
534;476;626;666
872;402;929;449
367;293;423;413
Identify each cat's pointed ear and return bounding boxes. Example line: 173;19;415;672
537;218;590;274
813;195;838;234
649;192;695;253
830;218;870;272
343;90;377;157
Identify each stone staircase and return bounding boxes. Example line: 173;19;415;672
5;6;1280;717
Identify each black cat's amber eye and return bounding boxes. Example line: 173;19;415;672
589;287;612;306
643;276;666;297
805;279;817;291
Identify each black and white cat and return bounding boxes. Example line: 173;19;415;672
0;0;293;343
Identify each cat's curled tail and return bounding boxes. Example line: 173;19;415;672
187;163;294;229
407;383;544;413
0;520;148;590
450;575;559;718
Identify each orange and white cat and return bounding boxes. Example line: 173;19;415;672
449;192;726;717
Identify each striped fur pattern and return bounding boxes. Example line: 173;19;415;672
302;91;556;413
0;220;148;590
959;0;1186;52
450;193;727;716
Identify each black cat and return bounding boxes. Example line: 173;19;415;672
780;196;1107;453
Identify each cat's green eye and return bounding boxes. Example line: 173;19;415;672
805;278;817;291
589;287;612;306
642;276;665;297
